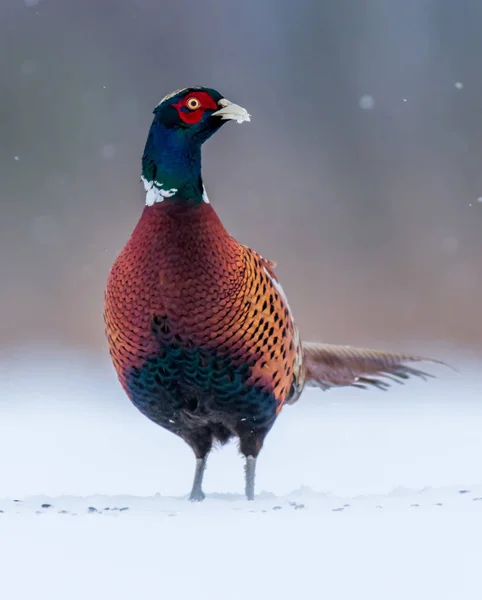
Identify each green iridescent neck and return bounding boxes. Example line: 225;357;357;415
141;122;206;205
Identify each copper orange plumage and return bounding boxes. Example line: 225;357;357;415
105;86;441;500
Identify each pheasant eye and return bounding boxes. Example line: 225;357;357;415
186;97;201;111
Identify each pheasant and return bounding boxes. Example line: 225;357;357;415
104;86;440;501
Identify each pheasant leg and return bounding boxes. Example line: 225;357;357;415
189;457;207;502
245;455;257;501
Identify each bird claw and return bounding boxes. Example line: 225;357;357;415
189;490;206;502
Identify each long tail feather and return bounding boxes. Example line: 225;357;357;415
302;342;447;392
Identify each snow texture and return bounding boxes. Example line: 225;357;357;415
0;346;481;599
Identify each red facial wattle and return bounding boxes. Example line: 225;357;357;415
173;91;219;125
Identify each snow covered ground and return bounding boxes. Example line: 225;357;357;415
0;346;481;599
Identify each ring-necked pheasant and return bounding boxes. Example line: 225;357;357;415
104;87;440;501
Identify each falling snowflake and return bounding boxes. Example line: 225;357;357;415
454;82;464;90
359;95;375;110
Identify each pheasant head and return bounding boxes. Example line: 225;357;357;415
141;87;250;205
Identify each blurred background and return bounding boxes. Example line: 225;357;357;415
1;0;482;360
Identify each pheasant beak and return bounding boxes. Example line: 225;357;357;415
212;98;251;124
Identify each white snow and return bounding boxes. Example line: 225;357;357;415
0;346;481;599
